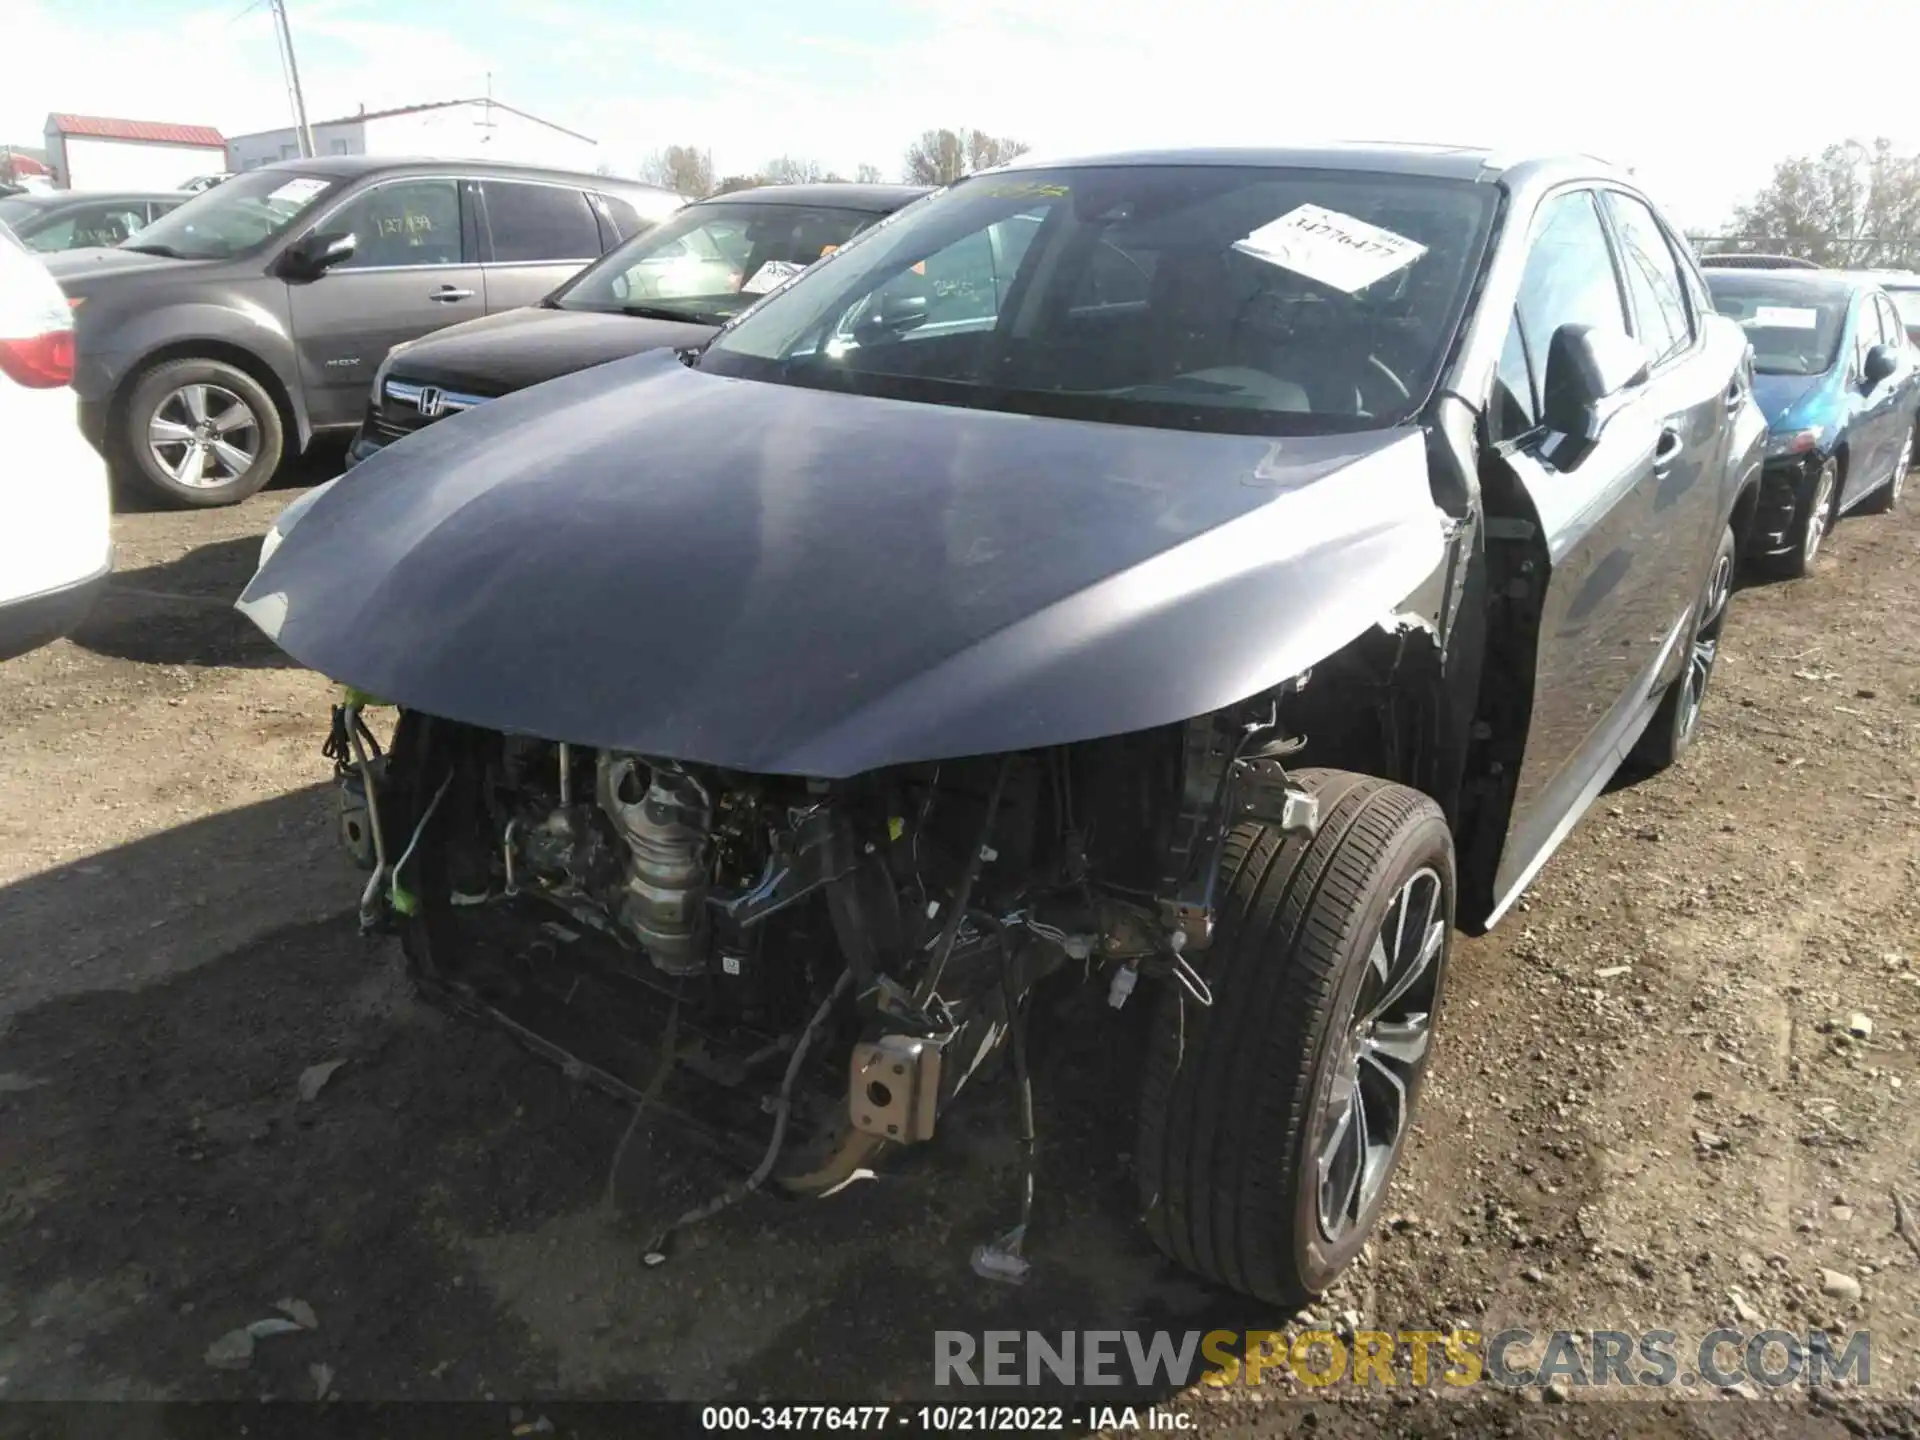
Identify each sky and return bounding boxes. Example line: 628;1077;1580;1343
7;0;1918;232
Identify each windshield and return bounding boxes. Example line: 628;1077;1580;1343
1705;275;1848;376
554;200;888;325
701;166;1497;435
122;169;340;261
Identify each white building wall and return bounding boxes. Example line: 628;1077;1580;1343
365;105;597;172
52;135;227;190
229;120;365;172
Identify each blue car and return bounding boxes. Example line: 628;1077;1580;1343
1705;269;1919;575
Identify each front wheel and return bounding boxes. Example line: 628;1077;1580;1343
116;358;284;508
1135;768;1454;1305
1767;456;1837;579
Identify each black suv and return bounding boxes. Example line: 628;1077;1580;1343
347;183;927;467
47;157;683;507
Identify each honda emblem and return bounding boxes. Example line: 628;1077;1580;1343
416;386;446;419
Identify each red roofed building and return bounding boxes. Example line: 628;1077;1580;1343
43;113;227;191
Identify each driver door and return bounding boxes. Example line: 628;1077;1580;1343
284;177;484;429
1481;188;1712;916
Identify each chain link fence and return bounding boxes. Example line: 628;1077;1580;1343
1686;235;1919;271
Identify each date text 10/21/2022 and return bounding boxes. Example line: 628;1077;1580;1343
698;1406;1192;1432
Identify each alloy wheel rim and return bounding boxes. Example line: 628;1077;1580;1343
1803;461;1836;564
1315;866;1445;1244
1680;549;1734;742
147;384;259;489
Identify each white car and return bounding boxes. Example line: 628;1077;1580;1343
0;221;112;662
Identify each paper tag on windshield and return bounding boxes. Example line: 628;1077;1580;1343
741;259;805;294
1233;204;1427;293
1749;305;1820;330
268;177;330;206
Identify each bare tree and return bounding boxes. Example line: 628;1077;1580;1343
855;162;883;184
637;144;716;198
761;155;832;186
903;128;1031;186
1721;138;1920;268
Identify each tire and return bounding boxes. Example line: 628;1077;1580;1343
1857;427;1910;516
1765;455;1837;580
116;358;284;508
1630;523;1736;774
1136;767;1455;1305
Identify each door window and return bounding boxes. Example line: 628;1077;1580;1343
325;179;465;268
1513;191;1628;372
482;181;601;263
1879;294;1910;350
1872;294;1901;348
1489;306;1537;442
1852;300;1874;376
1507;190;1629;434
1602;192;1692;367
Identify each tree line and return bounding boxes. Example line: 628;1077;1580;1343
1703;137;1920;269
624;127;1031;198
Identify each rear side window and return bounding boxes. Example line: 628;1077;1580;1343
593;193;648;244
483;182;600;263
1603;192;1692;367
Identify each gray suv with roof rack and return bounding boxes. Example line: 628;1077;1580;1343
45;156;683;507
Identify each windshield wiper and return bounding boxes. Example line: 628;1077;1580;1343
119;242;185;258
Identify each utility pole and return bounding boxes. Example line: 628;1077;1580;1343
269;0;316;159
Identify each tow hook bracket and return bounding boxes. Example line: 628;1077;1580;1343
1232;756;1320;835
850;1033;943;1143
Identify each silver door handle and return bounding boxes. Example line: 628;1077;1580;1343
429;286;475;302
1652;426;1684;471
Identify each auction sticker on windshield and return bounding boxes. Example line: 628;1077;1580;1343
268;178;330;206
1749;306;1821;330
742;259;805;294
1233;204;1428;293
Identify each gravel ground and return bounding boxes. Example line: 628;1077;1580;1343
0;471;1916;1437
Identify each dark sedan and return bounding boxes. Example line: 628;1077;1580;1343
0;190;187;252
1705;269;1919;574
249;146;1766;1308
346;182;929;465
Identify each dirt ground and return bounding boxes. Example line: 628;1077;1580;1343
1;464;1917;1438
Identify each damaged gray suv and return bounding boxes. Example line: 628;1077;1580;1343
241;146;1766;1304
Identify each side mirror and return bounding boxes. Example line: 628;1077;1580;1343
281;230;356;280
1862;343;1898;388
1541;323;1650;440
853;290;929;340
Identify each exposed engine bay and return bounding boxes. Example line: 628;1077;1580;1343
335;693;1323;1268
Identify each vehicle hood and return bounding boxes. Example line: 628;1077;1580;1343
1751;370;1838;430
239;350;1447;776
43;246;200;281
384;305;717;394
